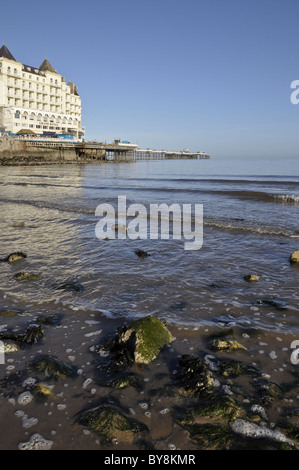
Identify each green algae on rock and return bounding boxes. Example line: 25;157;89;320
76;405;148;444
219;359;259;378
290;250;299;264
0;324;44;345
175;354;214;397
121;316;173;365
14;272;43;281
1;252;27;263
102;316;173;370
28;355;77;380
33;383;55;400
2;341;20;353
106;373;144;391
193;395;245;422
209;338;247;352
243;274;260;282
0;310;18;317
254;378;284;407
184;423;237;450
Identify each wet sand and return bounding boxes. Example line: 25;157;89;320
1;306;299;450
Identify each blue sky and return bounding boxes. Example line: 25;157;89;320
2;0;299;157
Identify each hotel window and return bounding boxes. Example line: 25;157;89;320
14;68;17;74
7;66;11;73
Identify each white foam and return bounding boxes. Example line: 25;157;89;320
230;419;292;444
18;433;54;450
84;330;102;338
17;391;33;406
22;415;38;429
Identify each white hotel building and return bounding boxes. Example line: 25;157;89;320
0;44;84;140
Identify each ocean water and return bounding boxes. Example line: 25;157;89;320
0;156;299;332
1;156;299;450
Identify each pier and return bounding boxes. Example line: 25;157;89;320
0;135;211;165
24;139;210;161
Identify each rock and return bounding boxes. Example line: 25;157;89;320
254;378;284;407
193;395;244;422
106;373;144;391
1;252;27;263
209;338;247;352
290;250;299;264
76;405;148;443
0;324;44;345
28;355;77;380
219;359;259;378
184;423;236;450
54;282;84;293
102;316;173;369
135;249;150;258
36;314;63;326
256;298;288;310
0;310;18;317
176;354;214;397
14;272;43;281
2;341;20;353
33;383;54;400
120;316;173;365
243;274;260;282
12;222;26;228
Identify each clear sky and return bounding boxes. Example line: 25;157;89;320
2;0;299;157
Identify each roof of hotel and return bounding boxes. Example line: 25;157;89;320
39;58;57;73
0;44;16;61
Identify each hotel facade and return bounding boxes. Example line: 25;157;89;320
0;44;84;140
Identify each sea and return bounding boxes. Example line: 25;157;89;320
0;156;299;450
0;156;298;331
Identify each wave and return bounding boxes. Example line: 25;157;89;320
204;219;299;238
272;194;299;204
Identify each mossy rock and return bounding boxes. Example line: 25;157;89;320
209;338;247;352
290;250;299;264
76;405;148;443
28;355;77;380
0;310;18;317
114;316;173;366
243;274;260;282
3;341;20;353
219;359;259;378
254;379;284;407
106;373;143;390
281;424;299;441
175;354;214;397
193;396;245;422
14;272;43;281
185;423;237;450
0;324;44;345
36;314;63;326
33;383;54;400
1;252;27;263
